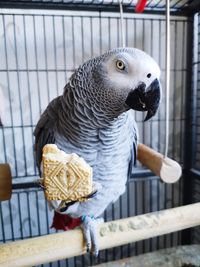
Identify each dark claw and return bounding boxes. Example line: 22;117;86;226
59;190;98;213
83;190;98;200
59;200;77;212
87;243;90;253
93;249;99;258
35;179;45;189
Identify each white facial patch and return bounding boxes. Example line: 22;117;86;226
104;50;161;91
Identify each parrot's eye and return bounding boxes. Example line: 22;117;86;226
116;60;125;70
147;73;151;78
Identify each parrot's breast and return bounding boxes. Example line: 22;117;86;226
55;111;137;202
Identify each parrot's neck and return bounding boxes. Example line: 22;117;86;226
56;63;130;145
68;65;128;120
57;85;128;146
62;83;127;125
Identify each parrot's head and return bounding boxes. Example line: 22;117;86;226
90;47;161;121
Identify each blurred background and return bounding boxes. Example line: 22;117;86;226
0;1;199;266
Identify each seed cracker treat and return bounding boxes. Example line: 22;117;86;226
42;144;93;201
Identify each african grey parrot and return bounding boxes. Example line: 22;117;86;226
34;47;161;255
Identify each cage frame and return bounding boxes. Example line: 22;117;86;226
0;1;200;266
0;0;199;16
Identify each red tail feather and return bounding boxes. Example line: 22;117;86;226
51;211;81;231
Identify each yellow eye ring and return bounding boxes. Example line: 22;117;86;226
116;60;125;70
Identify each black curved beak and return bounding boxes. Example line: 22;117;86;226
125;78;161;121
0;118;2;127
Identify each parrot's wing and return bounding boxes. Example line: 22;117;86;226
34;96;61;171
128;122;139;179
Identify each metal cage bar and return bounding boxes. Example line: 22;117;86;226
0;0;198;15
190;12;200;244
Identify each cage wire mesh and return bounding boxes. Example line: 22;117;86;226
0;2;197;267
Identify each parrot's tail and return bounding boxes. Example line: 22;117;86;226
51;211;81;231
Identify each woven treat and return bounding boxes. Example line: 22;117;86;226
42;144;93;201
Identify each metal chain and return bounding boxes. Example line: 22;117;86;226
119;0;125;47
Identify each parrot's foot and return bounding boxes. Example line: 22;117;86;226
81;215;103;257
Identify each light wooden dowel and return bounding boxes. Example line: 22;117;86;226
137;143;182;183
1;203;200;267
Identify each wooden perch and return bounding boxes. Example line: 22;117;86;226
137;143;182;183
0;164;12;201
1;203;200;267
